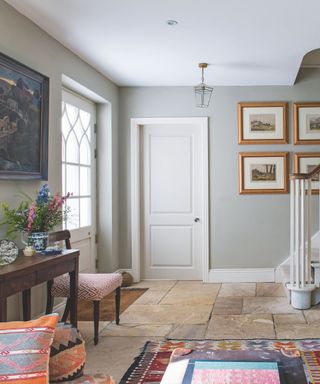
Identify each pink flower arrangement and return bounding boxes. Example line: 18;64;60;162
1;185;71;236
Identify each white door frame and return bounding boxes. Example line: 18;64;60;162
130;117;209;282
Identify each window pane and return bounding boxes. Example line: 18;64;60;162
66;164;79;196
62;137;65;162
80;166;91;196
80;109;90;132
80;136;91;165
62;112;71;140
66;198;79;230
74;118;84;143
80;197;91;227
66;131;79;163
66;103;78;126
62;164;65;196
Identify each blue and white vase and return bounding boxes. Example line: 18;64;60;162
26;232;48;252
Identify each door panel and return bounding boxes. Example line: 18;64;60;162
142;123;204;280
150;136;192;213
150;226;193;267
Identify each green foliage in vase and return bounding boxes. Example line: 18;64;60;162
0;184;71;238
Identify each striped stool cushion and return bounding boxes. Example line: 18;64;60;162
52;273;122;301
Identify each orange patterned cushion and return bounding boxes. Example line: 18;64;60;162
49;323;86;382
0;314;59;384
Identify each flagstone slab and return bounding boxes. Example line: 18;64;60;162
218;283;256;297
206;314;275;339
132;290;168;305
101;323;172;337
212;297;243;315
273;313;306;325
243;297;297;314
167;324;207;339
256;283;286;297
160;282;220;305
120;304;212;324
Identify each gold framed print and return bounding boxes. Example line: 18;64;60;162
238;102;288;144
294;152;320;193
239;152;289;194
294;102;320;145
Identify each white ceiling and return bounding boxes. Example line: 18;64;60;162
4;0;320;86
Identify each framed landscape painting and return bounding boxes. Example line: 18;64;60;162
0;53;49;179
238;102;288;144
239;152;289;194
294;103;320;145
294;152;320;193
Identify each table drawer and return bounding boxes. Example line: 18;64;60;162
5;273;37;297
36;259;75;283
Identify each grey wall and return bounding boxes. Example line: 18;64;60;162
0;0;119;319
119;69;320;270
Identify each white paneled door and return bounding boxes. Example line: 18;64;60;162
140;120;208;280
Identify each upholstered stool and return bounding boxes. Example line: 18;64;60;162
46;230;122;345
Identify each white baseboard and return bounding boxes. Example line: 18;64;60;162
208;268;275;283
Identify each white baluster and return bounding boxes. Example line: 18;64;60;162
295;180;300;288
290;179;294;286
301;179;305;288
307;179;312;284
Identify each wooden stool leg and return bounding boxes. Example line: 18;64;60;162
93;301;100;345
46;280;54;314
61;299;71;323
115;287;120;325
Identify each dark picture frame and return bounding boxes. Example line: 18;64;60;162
0;53;49;180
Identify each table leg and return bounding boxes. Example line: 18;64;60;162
22;289;31;321
0;297;7;322
69;258;79;327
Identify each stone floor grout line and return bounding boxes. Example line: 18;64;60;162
271;313;278;339
157;280;178;304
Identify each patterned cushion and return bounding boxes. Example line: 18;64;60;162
52;273;122;301
0;314;58;384
66;374;115;384
49;323;86;382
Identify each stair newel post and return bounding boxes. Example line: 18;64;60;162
290;178;295;286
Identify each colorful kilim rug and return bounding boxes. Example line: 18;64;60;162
119;339;320;384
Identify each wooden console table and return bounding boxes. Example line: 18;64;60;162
0;249;79;326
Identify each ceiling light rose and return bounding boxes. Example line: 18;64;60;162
194;63;213;108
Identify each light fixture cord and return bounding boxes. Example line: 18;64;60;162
201;67;204;83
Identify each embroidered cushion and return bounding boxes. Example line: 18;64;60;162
49;323;86;382
0;314;58;384
51;273;122;301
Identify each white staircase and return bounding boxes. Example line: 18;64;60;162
285;165;320;309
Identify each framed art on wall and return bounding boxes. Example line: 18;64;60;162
294;102;320;145
238;102;288;144
294;152;320;193
0;53;49;180
239;152;289;194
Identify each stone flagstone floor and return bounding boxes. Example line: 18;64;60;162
79;281;320;383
